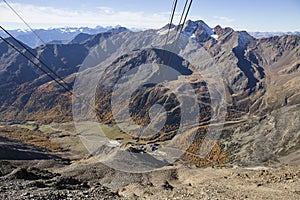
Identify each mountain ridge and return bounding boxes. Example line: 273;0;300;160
0;26;129;48
1;23;299;48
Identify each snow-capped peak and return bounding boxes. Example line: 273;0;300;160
183;20;198;36
183;20;217;41
157;20;220;42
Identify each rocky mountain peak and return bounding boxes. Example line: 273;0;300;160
68;33;93;44
181;20;215;42
213;25;235;36
237;31;255;48
160;23;176;31
194;20;214;35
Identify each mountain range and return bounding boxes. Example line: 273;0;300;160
249;31;300;39
1;25;299;48
0;25;129;48
0;20;299;167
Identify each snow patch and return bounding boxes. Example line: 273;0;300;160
60;28;68;33
184;20;216;40
184;21;198;36
106;140;121;147
16;28;29;33
211;34;218;40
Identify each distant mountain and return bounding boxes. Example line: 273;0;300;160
0;25;129;48
2;24;298;48
0;20;299;167
249;31;300;39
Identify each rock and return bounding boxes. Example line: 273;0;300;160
257;183;263;187
163;181;174;190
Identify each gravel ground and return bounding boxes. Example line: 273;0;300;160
0;160;299;199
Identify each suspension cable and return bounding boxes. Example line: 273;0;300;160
2;0;77;92
167;0;193;66
0;1;99;113
0;35;72;94
2;0;47;45
0;34;97;113
161;0;178;64
0;25;73;91
172;0;189;44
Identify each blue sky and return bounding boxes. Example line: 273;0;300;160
0;0;299;31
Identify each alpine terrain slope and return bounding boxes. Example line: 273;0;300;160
0;20;299;199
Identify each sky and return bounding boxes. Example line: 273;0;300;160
0;0;299;32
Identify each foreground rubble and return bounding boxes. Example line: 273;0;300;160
0;160;299;199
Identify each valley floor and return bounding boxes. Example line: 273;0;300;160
0;121;299;199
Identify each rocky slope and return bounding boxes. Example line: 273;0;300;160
0;160;299;199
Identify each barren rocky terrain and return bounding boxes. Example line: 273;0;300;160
0;159;299;200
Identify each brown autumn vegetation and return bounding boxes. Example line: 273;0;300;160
0;126;63;152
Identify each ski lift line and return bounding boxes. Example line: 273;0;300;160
1;0;106;118
172;0;189;44
0;35;98;114
2;0;76;93
167;0;193;66
0;25;73;92
166;0;190;65
2;0;47;45
161;0;178;60
162;0;178;63
178;0;189;27
168;0;178;28
138;0;192;139
0;35;72;94
166;0;178;41
179;0;193;34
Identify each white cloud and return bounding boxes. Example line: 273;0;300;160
0;2;185;29
199;16;235;29
96;6;114;14
212;16;235;23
